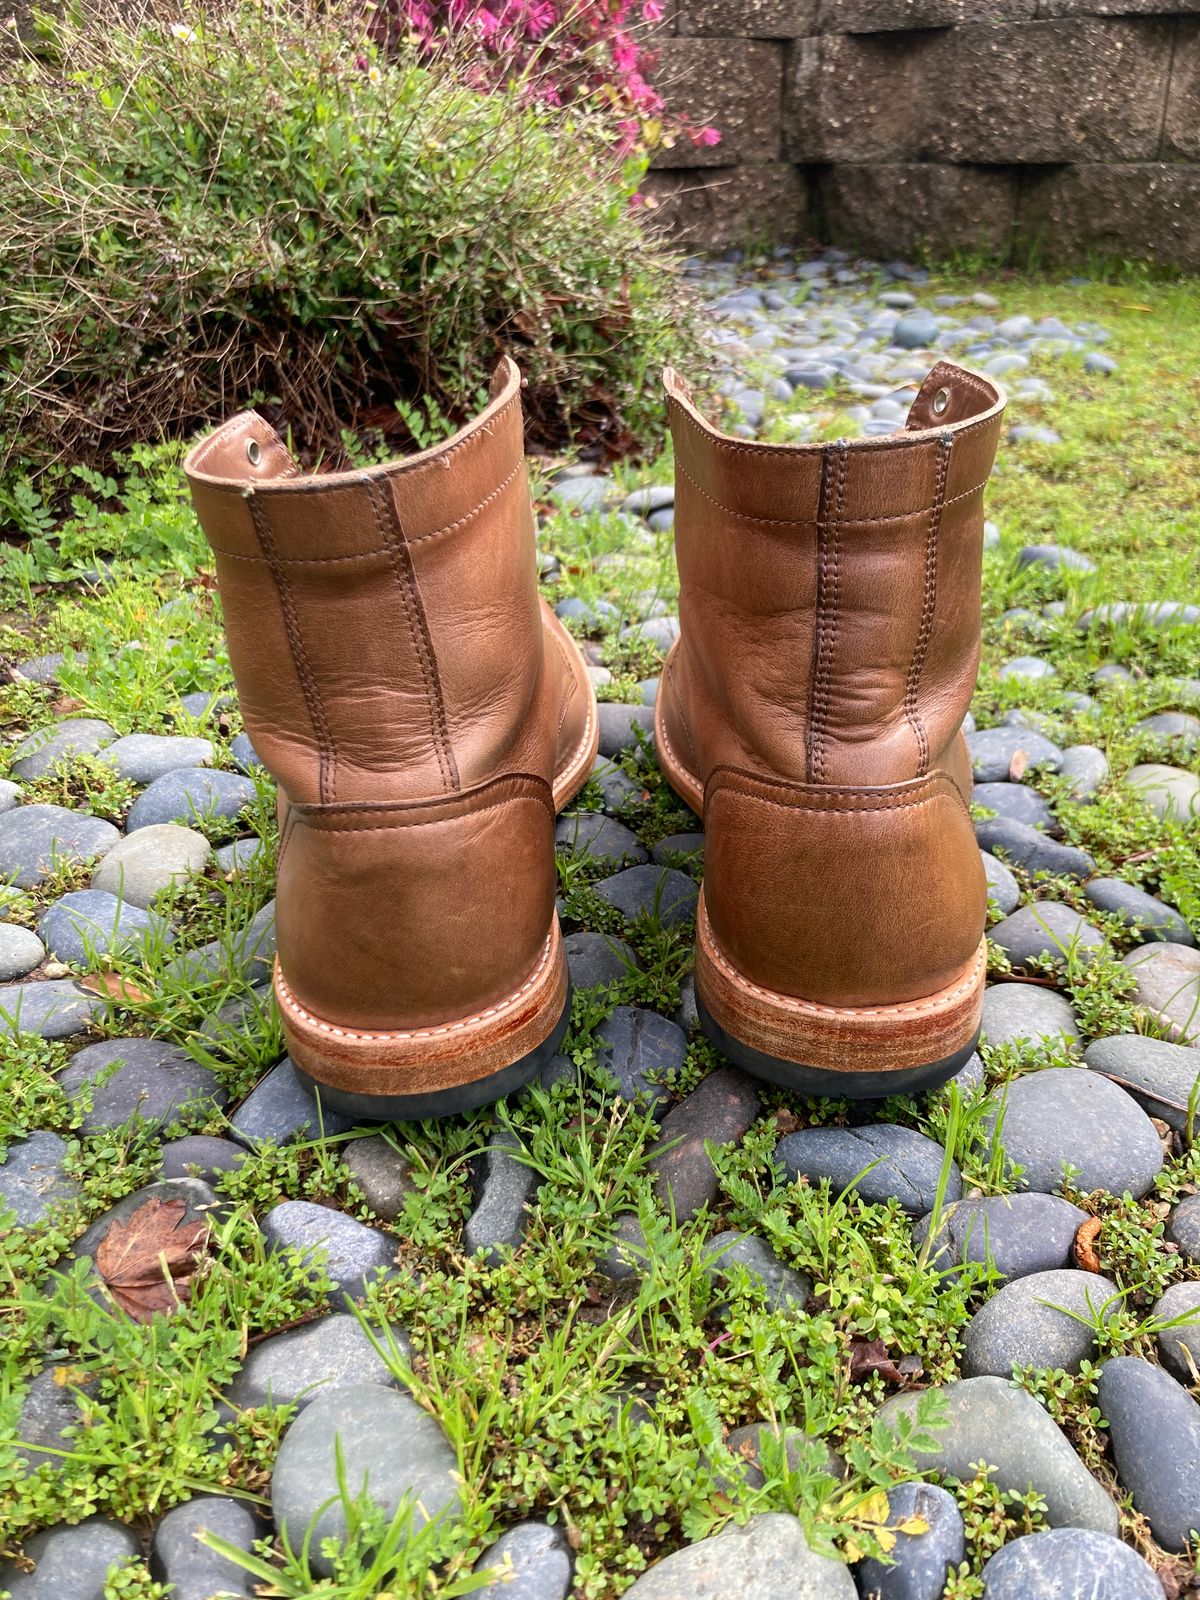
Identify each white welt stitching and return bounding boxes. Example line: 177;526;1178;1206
276;933;554;1043
701;899;986;1019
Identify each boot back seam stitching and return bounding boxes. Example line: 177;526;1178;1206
366;478;460;793
246;492;337;806
907;432;954;777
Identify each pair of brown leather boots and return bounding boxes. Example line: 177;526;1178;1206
185;358;1005;1119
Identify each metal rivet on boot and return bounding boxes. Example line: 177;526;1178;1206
246;439;262;466
932;387;951;416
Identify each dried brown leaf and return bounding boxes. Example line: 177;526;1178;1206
1008;750;1029;782
80;972;152;1004
1074;1216;1103;1274
849;1337;904;1385
95;1197;209;1322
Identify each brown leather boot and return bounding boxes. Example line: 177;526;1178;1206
656;361;1006;1098
185;360;598;1118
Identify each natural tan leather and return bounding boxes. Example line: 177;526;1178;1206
657;361;1005;1051
184;359;597;1092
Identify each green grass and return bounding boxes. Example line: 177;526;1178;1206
1;263;1199;1596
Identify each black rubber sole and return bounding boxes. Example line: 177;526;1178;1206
293;982;573;1122
697;992;981;1100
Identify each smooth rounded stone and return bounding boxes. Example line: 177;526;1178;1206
0;778;21;812
10;718;117;781
0;1131;79;1226
878;1377;1117;1534
227;1312;407;1411
702;1230;810;1312
595;702;655;758
618;1512;856;1599
102;733;214;784
593;1006;687;1116
914;1193;1088;1284
982;852;1020;916
620;616;680;653
1094;662;1134;687
981;982;1079;1048
1084;1035;1200;1131
1080;600;1200;632
990;1068;1163;1198
554;596;618;631
126;767;257;835
647;507;674;533
985;352;1029;378
622;485;674;516
271;1384;461;1575
594;865;698;929
229;1058;356;1147
589;755;640;814
564;930;638;989
214;835;263;874
989;902;1105;972
966;727;1062;783
963;1268;1118;1379
0;1515;141;1598
974;818;1094;881
1135;710;1200;754
13;650;76;684
1097;1356;1200;1551
1153;1281;1200;1385
1084;877;1192;945
650;831;704;868
980;1527;1160;1599
0;804;120;888
91;822;211;908
947;1050;986;1096
474;1521;573;1600
550;474;613;512
0;978;106;1039
554;810;646;865
167;900;275;991
1168;1194;1200;1261
160;1134;247;1184
1016;544;1097;574
197;982;274;1051
1123;942;1200;1042
675;971;699;1034
1000;656;1057;683
639;677;660;706
465;1131;535;1263
983;520;1000;549
342;1134;415;1222
855;1482;964;1600
229;732;262;774
776;1125;959;1216
1055;744;1109;802
1126;763;1200;824
892;314;939;350
650;1068;762;1221
59;1036;225;1134
0;923;45;980
38;889;167;966
263;1200;394;1306
598;1212;650;1282
150;1495;258;1600
16;1363;98;1472
973;782;1057;833
1009;427;1063;446
718;1424;839;1493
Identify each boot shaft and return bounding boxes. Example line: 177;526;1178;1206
663;361;1005;789
184;359;545;807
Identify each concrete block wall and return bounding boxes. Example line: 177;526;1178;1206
645;2;1200;265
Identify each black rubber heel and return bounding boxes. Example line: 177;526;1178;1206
292;982;573;1122
696;993;980;1101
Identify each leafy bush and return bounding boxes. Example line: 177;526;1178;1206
0;0;700;489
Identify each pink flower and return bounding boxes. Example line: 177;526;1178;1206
640;0;663;19
690;125;721;146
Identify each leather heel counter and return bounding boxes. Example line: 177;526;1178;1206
275;776;557;1031
704;768;986;1008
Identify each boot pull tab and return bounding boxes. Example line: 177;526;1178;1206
905;360;997;431
190;411;300;487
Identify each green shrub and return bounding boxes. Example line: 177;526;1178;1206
0;0;700;487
